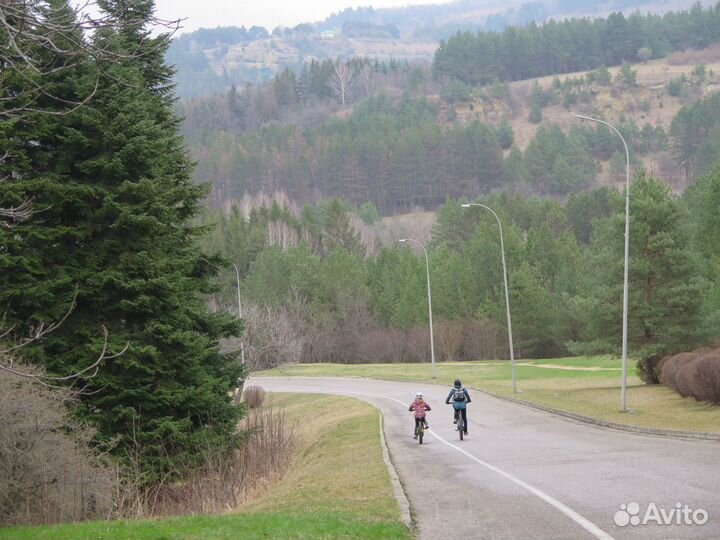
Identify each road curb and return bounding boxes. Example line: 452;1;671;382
478;388;720;442
378;412;413;530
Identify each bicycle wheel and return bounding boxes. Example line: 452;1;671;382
417;423;424;444
457;415;464;441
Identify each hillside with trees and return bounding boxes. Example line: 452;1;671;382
179;48;720;212
433;3;720;84
199;174;719;373
166;0;714;97
176;4;720;384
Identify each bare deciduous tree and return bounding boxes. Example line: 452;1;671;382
0;360;118;525
329;59;353;106
356;63;374;98
267;220;299;249
224;300;306;371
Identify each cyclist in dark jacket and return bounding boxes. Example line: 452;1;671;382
445;379;471;435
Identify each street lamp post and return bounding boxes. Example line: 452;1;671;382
574;115;630;413
232;263;245;365
399;238;436;378
461;203;518;393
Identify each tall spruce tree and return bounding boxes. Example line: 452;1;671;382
0;0;243;481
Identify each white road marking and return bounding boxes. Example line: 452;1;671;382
270;385;616;540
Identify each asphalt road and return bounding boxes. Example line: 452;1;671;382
250;376;720;540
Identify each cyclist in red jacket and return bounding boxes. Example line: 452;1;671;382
409;392;431;439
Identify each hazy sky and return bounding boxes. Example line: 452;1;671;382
152;0;450;34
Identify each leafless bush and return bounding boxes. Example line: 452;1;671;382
237;302;306;370
139;402;296;516
302;317;503;364
358;327;406;363
375;211;434;248
462;318;501;360
404;326;431;361
243;386;266;408
434;320;464;361
0;361;118;526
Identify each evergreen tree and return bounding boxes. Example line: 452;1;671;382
0;0;244;481
581;173;707;377
528;101;543;124
684;165;720;340
496;118;515;150
320;198;363;255
508;262;564;358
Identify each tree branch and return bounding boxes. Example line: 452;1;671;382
0;293;128;389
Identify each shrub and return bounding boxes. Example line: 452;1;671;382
638;46;652;63
593;65;612;86
691;353;720;405
0;363;117;525
243;386;267;408
692;63;706;79
358;201;380;225
636;354;663;384
667;77;685;97
659;347;720;404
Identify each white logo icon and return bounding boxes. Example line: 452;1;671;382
614;502;641;526
614;502;709;527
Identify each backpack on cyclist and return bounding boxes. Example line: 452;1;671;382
453;387;466;402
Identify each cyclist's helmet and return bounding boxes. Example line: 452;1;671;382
454;379;462;387
416;392;423;398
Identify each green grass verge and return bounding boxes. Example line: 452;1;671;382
257;358;720;434
1;394;412;540
0;512;408;540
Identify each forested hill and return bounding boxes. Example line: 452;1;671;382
166;0;709;97
178;5;720;214
433;2;720;84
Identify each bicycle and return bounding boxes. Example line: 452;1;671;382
451;407;465;441
414;419;425;444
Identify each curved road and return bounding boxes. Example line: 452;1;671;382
250;376;719;540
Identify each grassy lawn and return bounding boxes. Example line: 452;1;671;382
257;358;720;434
0;394;411;540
